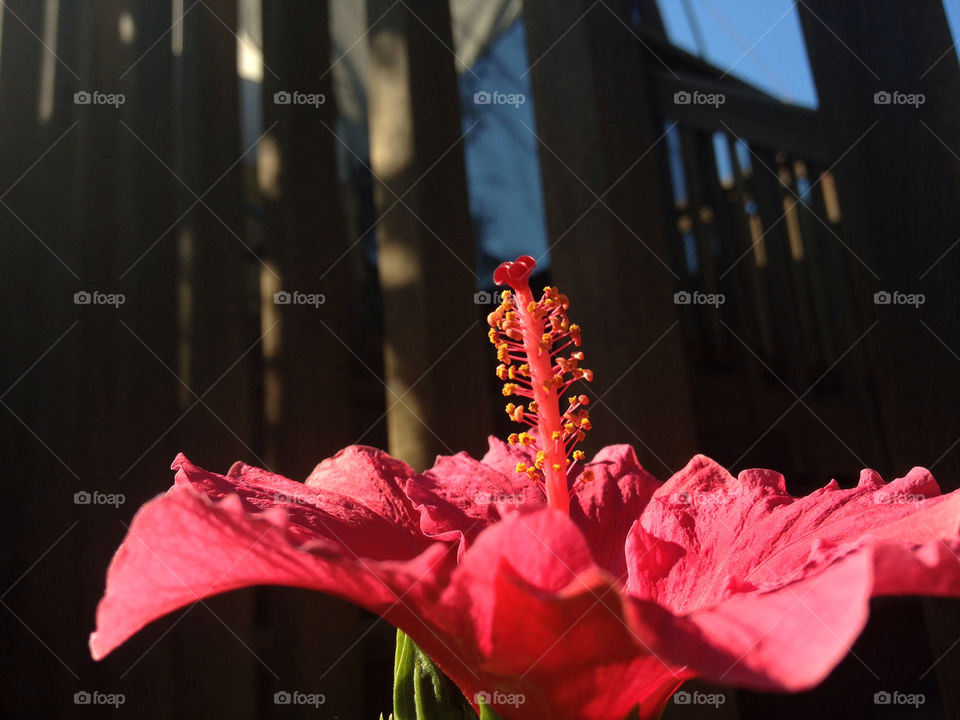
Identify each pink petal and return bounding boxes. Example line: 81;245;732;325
438;508;692;720
635;455;958;611
480;435;537;477
405;447;543;559
570;444;661;579
90;453;452;660
624;454;960;691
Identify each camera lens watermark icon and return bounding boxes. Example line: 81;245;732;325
273;90;325;107
473;90;526;108
874;690;925;707
74;490;126;508
873;90;925;108
673;290;725;308
74;90;125;107
74;290;125;308
673;89;725;107
474;290;504;305
474;491;523;506
673;689;725;707
474;690;524;708
273;290;325;307
873;290;924;308
274;690;325;707
74;690;125;707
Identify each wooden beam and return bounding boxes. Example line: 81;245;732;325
799;2;960;716
648;70;830;164
171;2;257;715
366;0;492;470
522;0;700;476
261;2;369;716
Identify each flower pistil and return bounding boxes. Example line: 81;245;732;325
487;255;594;514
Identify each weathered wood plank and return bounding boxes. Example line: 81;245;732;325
261;2;369;717
366;0;492;470
648;70;829;165
799;2;960;716
522;0;699;475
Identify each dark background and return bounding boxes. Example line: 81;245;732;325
1;1;959;718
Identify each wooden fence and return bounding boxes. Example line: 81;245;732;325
1;1;958;718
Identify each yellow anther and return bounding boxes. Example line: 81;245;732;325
502;383;519;396
516;461;527;472
496;364;509;380
552;464;562;472
551;430;562;441
508;433;519;445
573;450;585;461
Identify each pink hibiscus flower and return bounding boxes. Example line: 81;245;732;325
91;256;960;720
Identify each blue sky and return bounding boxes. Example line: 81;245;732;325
657;0;960;108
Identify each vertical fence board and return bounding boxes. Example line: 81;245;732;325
172;2;258;717
522;0;699;475
0;1;80;716
799;2;960;715
261;2;368;717
366;0;492;471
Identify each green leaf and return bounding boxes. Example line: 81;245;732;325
392;630;480;720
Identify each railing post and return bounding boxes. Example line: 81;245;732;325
366;0;492;470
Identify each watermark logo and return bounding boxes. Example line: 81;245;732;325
873;90;925;108
473;290;505;306
74;90;125;108
74;490;126;508
474;691;525;708
673;690;726;707
674;90;725;108
473;90;526;108
274;290;325;308
873;290;924;308
74;290;125;308
874;690;925;708
670;489;739;509
273;690;326;707
74;691;125;708
272;492;312;506
674;290;725;308
273;90;325;107
874;490;925;505
474;491;523;506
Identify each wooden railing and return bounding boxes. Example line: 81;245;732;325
1;1;958;718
